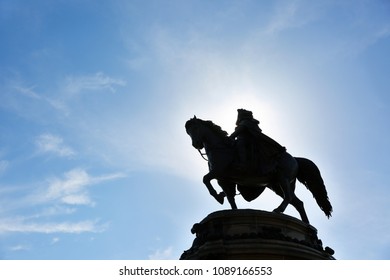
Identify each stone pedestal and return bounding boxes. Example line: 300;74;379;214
180;209;335;260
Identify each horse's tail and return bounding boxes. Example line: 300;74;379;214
295;157;333;218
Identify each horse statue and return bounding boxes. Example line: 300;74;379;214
185;115;332;224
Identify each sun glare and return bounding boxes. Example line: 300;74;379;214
209;91;283;137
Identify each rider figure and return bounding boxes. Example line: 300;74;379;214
229;109;286;174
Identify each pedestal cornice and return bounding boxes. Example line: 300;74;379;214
180;209;335;260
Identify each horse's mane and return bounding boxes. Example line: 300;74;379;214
202;119;229;138
186;118;229;139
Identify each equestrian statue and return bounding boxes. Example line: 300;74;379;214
185;109;332;224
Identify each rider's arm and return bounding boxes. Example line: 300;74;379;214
229;125;245;139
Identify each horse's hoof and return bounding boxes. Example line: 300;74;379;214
216;194;225;204
273;208;282;214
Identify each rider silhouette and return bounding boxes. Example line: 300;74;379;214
229;109;286;174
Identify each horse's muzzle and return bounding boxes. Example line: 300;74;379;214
192;140;204;149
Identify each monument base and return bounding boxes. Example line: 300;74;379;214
180;209;335;260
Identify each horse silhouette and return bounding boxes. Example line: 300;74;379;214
185;116;332;224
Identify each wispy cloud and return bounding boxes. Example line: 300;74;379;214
30;206;77;218
2;73;126;119
51;237;60;245
1;82;70;118
0;160;9;175
264;0;390;57
0;217;106;234
64;72;126;94
42;168;126;206
9;244;30;252
35;133;76;158
264;0;332;35
13;85;41;99
344;22;390;57
148;246;174;260
0;169;125;234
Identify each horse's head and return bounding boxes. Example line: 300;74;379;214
185;116;229;151
185;116;204;150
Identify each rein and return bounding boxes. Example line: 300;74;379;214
196;140;233;162
197;149;208;161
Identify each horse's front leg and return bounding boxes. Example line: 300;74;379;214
218;180;237;209
203;172;225;204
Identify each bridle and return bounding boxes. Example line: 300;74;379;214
197;148;208;161
188;118;230;163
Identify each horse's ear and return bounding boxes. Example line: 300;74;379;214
194;115;197;119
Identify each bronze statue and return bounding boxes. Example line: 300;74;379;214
230;109;286;174
185;109;332;224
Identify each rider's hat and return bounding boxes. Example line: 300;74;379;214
237;109;260;125
237;109;253;119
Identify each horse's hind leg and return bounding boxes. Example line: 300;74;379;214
273;176;292;214
273;155;298;215
291;195;309;224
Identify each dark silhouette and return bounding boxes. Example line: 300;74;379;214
229;109;286;174
185;110;332;224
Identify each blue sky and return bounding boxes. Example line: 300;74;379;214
0;0;389;260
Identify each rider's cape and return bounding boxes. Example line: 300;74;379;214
235;119;286;174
